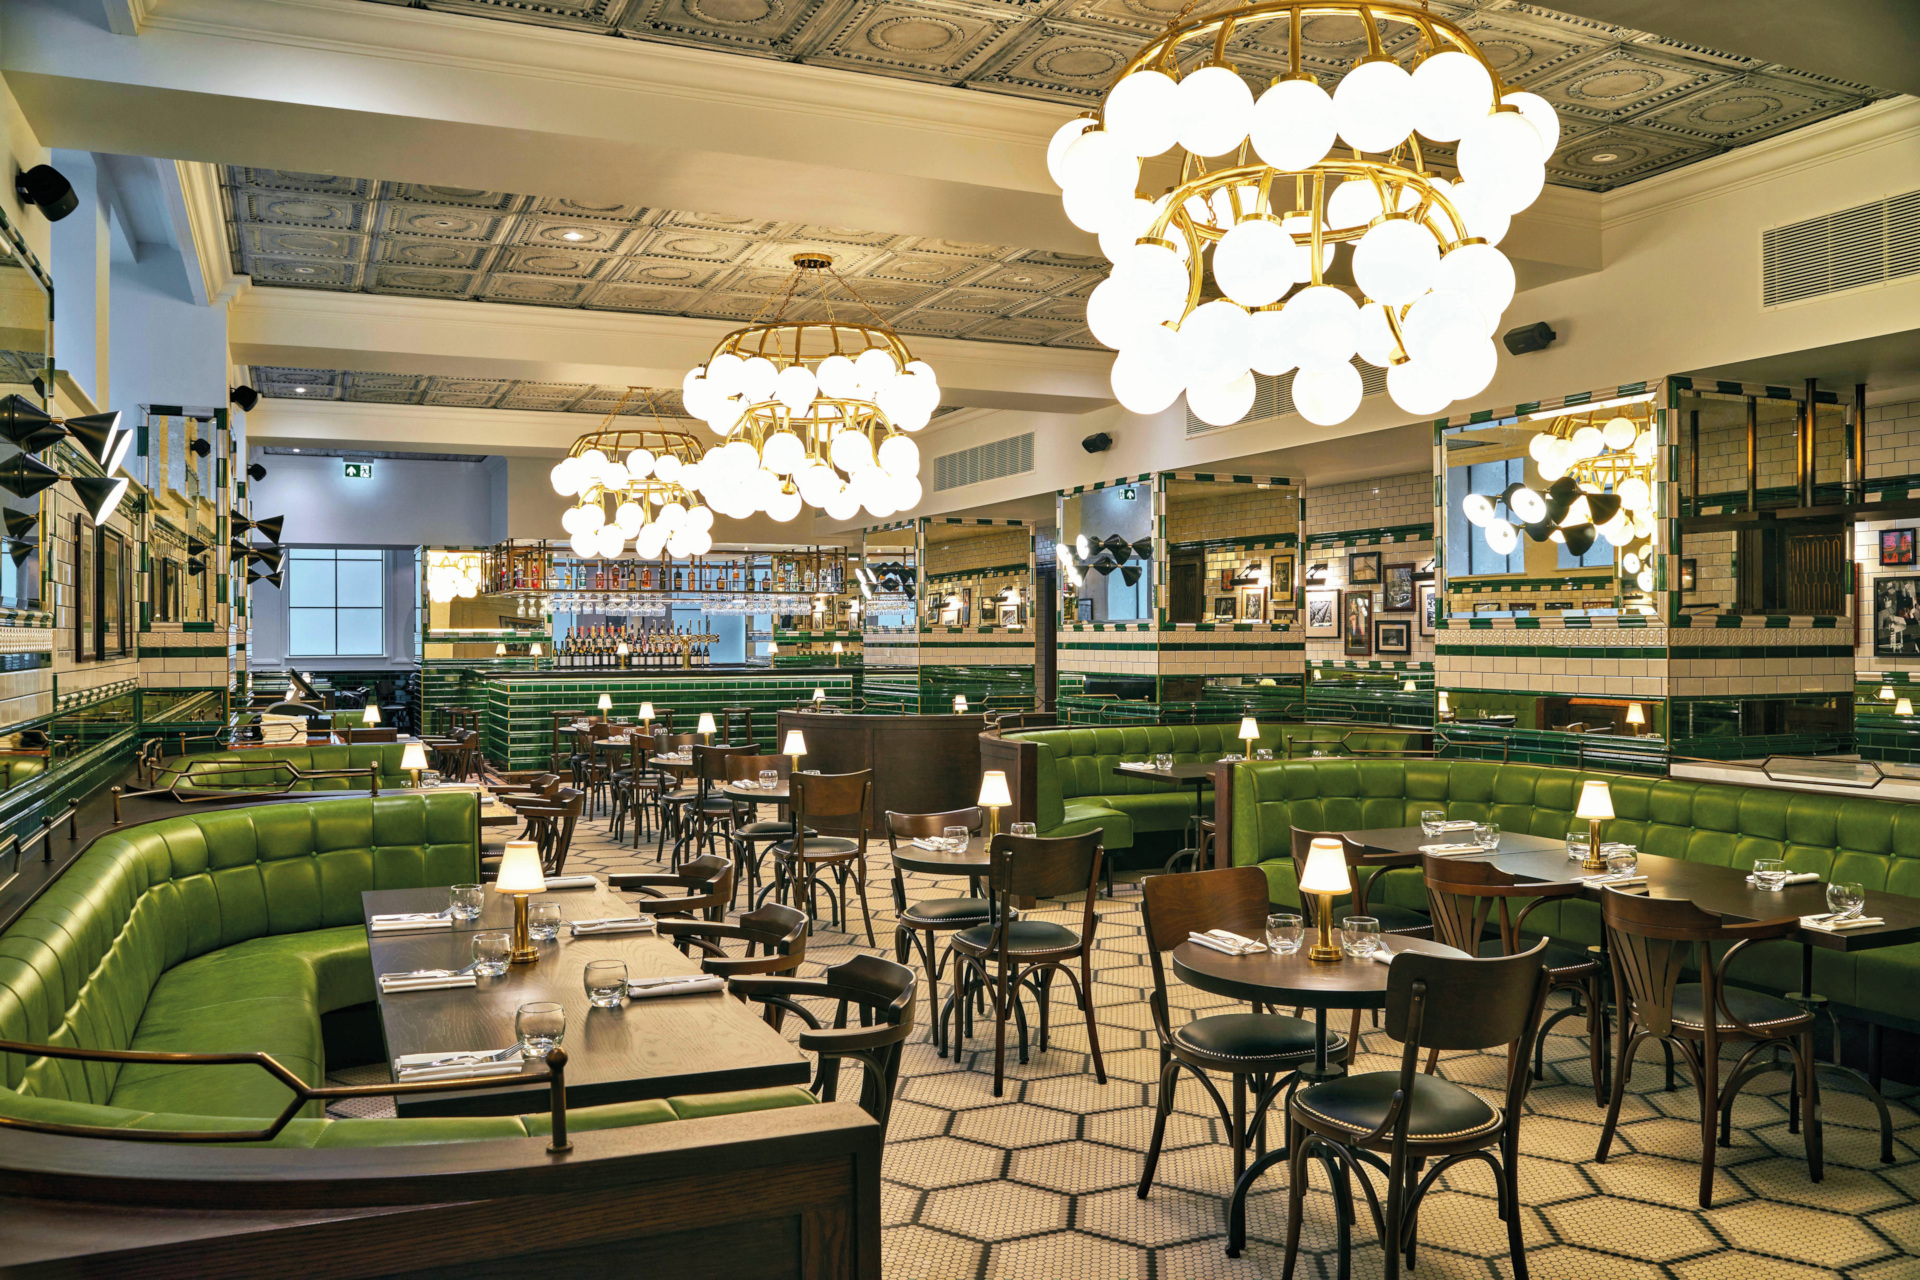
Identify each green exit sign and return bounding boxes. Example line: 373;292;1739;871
343;461;374;479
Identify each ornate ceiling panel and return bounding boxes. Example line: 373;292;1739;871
223;168;1109;345
361;0;1890;190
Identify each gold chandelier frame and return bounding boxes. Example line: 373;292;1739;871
564;391;706;516
1535;401;1655;492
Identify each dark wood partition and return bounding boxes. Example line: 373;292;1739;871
976;730;1040;827
776;710;990;824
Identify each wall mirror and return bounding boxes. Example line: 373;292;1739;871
922;520;1032;629
1060;484;1153;624
0;215;51;611
859;527;917;630
1160;476;1299;626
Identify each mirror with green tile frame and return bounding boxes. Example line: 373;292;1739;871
0;208;50;612
860;525;917;631
1061;484;1154;624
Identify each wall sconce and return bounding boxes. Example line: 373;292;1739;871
1305;563;1328;584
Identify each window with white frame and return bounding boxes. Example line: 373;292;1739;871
287;548;383;656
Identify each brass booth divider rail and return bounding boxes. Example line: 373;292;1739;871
113;758;385;821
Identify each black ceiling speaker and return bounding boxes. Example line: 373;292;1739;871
189;437;212;458
68;475;128;523
247;462;267;482
6;542;31;568
1562;523;1598;557
252;514;285;543
1081;432;1113;454
229;386;260;412
1090;551;1118;576
247;547;283;571
2;508;37;540
1118;564;1142;587
14;165;77;222
65;411;129;473
0;454;60;499
0;394;67;452
1502;321;1556;356
248;570;284;589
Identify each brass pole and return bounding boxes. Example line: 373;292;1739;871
1855;383;1869;502
1745;396;1758;513
1802;378;1819;509
1688;409;1700;518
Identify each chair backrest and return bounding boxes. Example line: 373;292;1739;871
984;831;1103;914
733;953;916;1138
885;807;984;843
1140;865;1269;954
1421;853;1583;956
722;706;755;746
342;726;398;744
656;731;697;754
673;854;736;918
677;902;809;979
1599;889;1798;1039
1380;945;1553;1129
538;787;584;875
725;753;790;781
792;770;873;835
694;742;752;785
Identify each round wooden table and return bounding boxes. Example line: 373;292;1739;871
889;832;988;877
1173;933;1470;1258
719;779;789;803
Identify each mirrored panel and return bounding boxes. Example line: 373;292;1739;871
859;527;917;631
1060;484;1154;623
0;217;50;611
923;521;1032;629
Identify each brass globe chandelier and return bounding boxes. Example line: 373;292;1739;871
1051;1;1560;427
680;255;937;523
548;389;715;559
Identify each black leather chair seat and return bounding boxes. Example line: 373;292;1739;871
663;788;699;804
904;897;992;925
738;820;816;839
1333;903;1431;935
954;919;1079;953
1296;1072;1500;1142
1670;984;1810;1032
697;793;734;814
771;836;860;858
1175;1012;1328;1061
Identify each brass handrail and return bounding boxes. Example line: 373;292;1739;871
0;797;81;870
116;758;386;818
0;1038;571;1152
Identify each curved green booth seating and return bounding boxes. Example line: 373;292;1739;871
983;722;1423;856
164;743;416;792
1225;757;1920;1032
0;755;45;790
0;790;813;1145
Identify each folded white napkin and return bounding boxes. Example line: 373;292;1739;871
542;874;599;890
1420;843;1485;856
1117;761;1152;769
1583;873;1648;887
733;779;759;789
1370;948;1395;965
570;916;656;936
394;1048;524;1081
1187;930;1265;955
1432;819;1479;831
1801;913;1884;932
370;916;454;934
1747;870;1821;887
910;838;954;852
380;972;478;992
627;974;725;998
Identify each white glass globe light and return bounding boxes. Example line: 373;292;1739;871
1104;71;1181;158
550;457;582;496
1501;91;1561;157
578;448;609;477
1354;302;1399;367
1187;372;1256;427
1177;299;1254;386
762;431;806;475
1285;285;1361;371
1409;50;1493;143
1111;347;1184;415
614;501;644;537
1633;429;1657;463
1176;65;1255;157
767;487;802;522
775;364;817;415
828;428;875;473
1434;242;1515;333
853;346;899;393
1097;198;1156;263
1247;307;1298;376
739;356;779;404
1293;362;1363;426
1510;486;1547;523
1333;58;1415;154
599;460;629;491
1527;432;1555;461
1387;359;1452;415
877;433;920;477
1400;291;1487;366
816;354;860;399
624;448;656;479
636;522;668;558
685;528;714;556
705;352;745;397
1086;276;1158;351
1113;241;1190;324
1636;568;1655;592
1064;183;1134;234
1618;476;1652;512
655;454;685;484
1602;415;1639;451
1213;218;1305;308
569;530;595;558
1060;128;1137;195
1457;110;1546;213
1601;515;1634;547
559;505;584;536
685;504;714;532
1326;176;1387;231
1352;217;1440;305
1047;116;1096;186
1463;493;1495;526
1250;78;1337;170
893;474;923;509
823;487;860;522
576;502;605;532
1571;425;1606;459
656;500;687;529
594;525;624;558
1443;180;1510;246
1444;337;1499;401
1484;519;1519;555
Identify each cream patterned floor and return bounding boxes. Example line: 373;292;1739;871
340;805;1920;1278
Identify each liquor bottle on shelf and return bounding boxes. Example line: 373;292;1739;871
673;566;684;592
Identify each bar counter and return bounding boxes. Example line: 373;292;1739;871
421;663;860;770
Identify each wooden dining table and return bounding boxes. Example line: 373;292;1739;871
363;883;809;1117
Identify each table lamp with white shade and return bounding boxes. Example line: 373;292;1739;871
783;728;806;774
978;769;1012;838
495;643;507;658
1437;691;1451;720
812;688;826;705
1299;837;1353;963
1625;703;1646;736
597;693;613;719
1238;716;1259;756
1900;698;1915;718
400;740;429;788
1880;684;1896;702
495;840;547;964
1403;680;1417;693
529;643;543;658
363;703;381;727
697;712;717;744
639;702;655;735
1576;779;1614;871
954;695;969;713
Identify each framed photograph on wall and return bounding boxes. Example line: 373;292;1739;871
1213;595;1238;621
1269;554;1295;604
1343;590;1372;656
1375;618;1412;655
73;515;95;664
1382;562;1416;612
1239;587;1265;622
1873;576;1920;656
1680;558;1698;592
1220;566;1239;591
1417;582;1438;636
1882;529;1916;567
997;601;1020;628
1305;588;1339;637
1348;551;1381;585
97;527;130;659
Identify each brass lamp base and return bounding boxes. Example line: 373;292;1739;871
509;893;539;964
1307;892;1345;963
1579;818;1608;873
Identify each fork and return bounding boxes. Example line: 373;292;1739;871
409;1046;522;1069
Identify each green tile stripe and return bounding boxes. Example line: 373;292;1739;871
924;562;1031;583
1450;615;1659;631
1668;614;1840;629
1309;659;1434;672
1304;522;1434;551
137;644;237;658
1059;472;1153;496
1161;472;1292;487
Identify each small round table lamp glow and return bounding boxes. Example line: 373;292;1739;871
1437;691;1450;719
400;740;429;788
812;688;826;705
1880;684;1897;702
616;640;629;661
954;695;969;713
597;693;613;718
1238;716;1259;755
494;840;547;964
1576;779;1614;872
697;711;717;744
1625;703;1646;735
363;703;381;727
495;643;507;658
783;728;806;774
639;702;655;735
1899;698;1916;718
1403;680;1417;693
1299;837;1353;963
978;769;1012;838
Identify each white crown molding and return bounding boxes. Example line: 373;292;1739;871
162;159;231;306
100;0;149;37
1601;97;1920;229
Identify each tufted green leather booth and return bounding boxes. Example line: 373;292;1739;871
1229;758;1920;1028
0;792;814;1144
0;756;45;790
1008;723;1419;849
167;743;415;791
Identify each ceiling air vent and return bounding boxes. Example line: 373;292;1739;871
1185;358;1388;436
1762;190;1920;307
933;432;1035;492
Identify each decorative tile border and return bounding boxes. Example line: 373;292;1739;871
1303;523;1434;551
55;677;139;712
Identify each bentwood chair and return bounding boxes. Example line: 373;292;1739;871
1421;854;1607;1102
1276;944;1552;1280
886;807;991;1055
680;743;751;865
734;953;917;1141
946;831;1108;1097
765;770;876;947
611;854;735;923
657;901;810;1008
726;754;812;909
1594;888;1821;1208
1290;828;1433;1060
721;706;755;748
1138;867;1338;1197
651;731;701;861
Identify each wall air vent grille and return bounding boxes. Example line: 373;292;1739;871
1762;190;1920;306
933;432;1035;492
1185;358;1388;437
